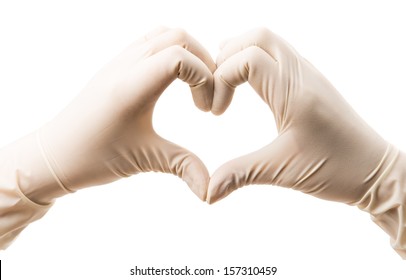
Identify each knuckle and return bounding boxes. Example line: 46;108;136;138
162;45;186;73
244;45;264;63
252;27;272;39
167;45;185;61
170;28;189;44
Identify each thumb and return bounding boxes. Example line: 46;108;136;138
207;133;295;204
145;135;210;201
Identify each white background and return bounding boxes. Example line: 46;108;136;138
1;0;406;279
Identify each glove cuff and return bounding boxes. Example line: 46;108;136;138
355;144;406;259
0;132;58;249
0;177;53;249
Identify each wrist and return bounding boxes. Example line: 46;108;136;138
355;146;406;259
0;131;70;204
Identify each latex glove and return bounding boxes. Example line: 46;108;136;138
208;28;406;258
0;27;215;248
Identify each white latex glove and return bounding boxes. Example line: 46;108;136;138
0;27;215;249
208;28;406;258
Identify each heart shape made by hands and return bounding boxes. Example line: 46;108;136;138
2;27;404;260
153;27;390;209
29;26;392;211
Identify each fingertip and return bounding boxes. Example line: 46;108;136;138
210;105;227;116
153;136;210;201
185;173;209;201
189;74;214;113
190;86;213;113
206;185;222;204
198;106;211;113
210;109;225;116
180;155;210;201
206;169;236;204
211;72;235;115
205;196;216;205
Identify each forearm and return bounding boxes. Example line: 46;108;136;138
0;132;67;249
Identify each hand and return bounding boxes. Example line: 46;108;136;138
33;27;215;202
208;28;396;205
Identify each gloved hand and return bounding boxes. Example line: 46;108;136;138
0;27;214;248
37;27;216;200
33;27;215;202
208;28;406;258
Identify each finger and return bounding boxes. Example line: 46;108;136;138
139;45;214;111
144;28;216;73
207;133;294;204
216;27;293;66
145;135;210;201
212;46;278;115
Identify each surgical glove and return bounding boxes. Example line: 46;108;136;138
0;27;215;249
208;28;406;258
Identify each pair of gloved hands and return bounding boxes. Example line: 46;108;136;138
2;27;405;257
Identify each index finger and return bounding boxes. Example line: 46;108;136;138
144;28;216;73
217;27;295;66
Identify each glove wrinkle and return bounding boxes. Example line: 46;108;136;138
353;145;406;258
